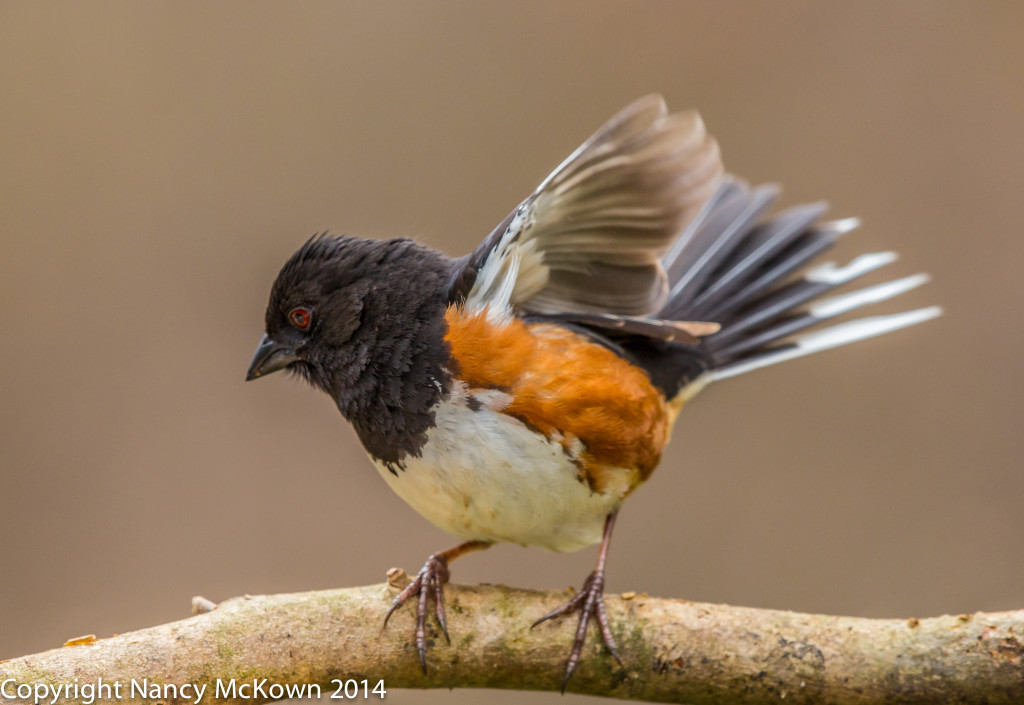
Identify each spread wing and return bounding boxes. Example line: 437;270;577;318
447;94;723;320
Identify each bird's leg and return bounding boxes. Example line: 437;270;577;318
532;511;621;692
383;540;492;672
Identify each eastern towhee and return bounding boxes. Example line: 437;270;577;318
246;95;939;688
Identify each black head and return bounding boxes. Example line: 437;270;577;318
246;233;455;464
247;234;378;388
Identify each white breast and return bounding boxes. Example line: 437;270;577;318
370;388;625;553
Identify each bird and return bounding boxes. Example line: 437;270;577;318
245;94;939;689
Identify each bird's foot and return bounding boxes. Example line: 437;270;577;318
383;553;451;673
532;568;622;692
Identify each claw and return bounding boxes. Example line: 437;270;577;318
560;669;574;695
435;577;450;644
382;553;451;672
595;596;623;666
534;512;621;691
535;569;621;690
383;578;420;628
530;589;586;629
380;540;492;673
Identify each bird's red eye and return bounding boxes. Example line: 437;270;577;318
289;307;311;330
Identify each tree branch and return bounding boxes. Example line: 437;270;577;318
2;570;1022;703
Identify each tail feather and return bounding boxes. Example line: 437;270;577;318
658;178;939;385
709;273;931;361
703;251;899;352
699;222;849;321
679;201;828;321
662;181;779;308
711;307;942;381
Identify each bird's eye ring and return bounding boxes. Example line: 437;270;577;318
288;307;312;330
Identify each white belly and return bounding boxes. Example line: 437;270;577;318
370;391;625;553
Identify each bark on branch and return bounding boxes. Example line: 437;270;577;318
1;571;1022;704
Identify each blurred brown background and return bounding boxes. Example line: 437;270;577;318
2;2;1022;703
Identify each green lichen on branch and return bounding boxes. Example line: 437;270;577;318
1;575;1022;704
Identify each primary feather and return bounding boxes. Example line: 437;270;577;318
450;94;723;319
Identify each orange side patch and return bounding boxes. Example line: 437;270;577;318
444;306;670;491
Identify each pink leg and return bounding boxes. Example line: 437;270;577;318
532;512;622;691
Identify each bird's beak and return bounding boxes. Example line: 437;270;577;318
245;334;299;381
